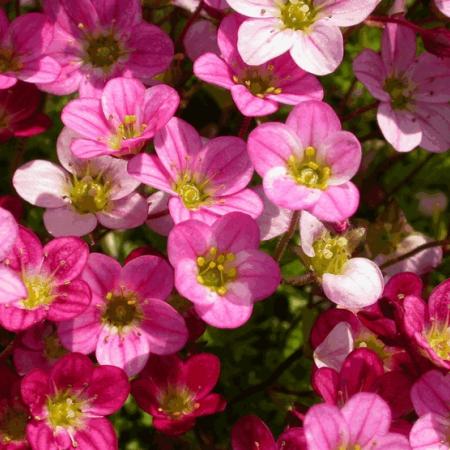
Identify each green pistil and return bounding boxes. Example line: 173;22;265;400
21;275;55;310
0;408;27;444
233;65;282;98
426;320;450;361
288;146;330;190
175;173;210;210
158;385;197;419
280;0;316;30
109;115;147;151
354;333;389;362
85;34;121;69
196;247;237;296
46;391;85;430
102;291;143;329
383;76;412;110
69;174;110;215
0;48;22;73
310;234;350;276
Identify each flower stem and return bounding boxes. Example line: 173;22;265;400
343;101;378;122
284;272;317;286
274;211;300;262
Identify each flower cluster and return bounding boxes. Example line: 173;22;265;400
0;0;448;448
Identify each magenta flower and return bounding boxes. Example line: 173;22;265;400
194;14;323;117
13;128;148;237
299;212;383;310
168;212;280;328
232;415;306;450
403;279;450;369
13;322;67;376
131;353;226;436
354;23;450;152
58;253;188;376
226;0;378;75
304;393;411;450
409;370;450;449
0;364;30;449
128;117;263;225
0;10;60;89
61;77;179;158
248;100;361;222
21;353;129;450
0;81;51;142
146;191;174;236
41;0;174;96
0;227;91;332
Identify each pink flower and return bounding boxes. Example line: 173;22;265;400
313;348;413;419
167;212;281;328
0;10;60;90
61;77;179;158
354;23;450;152
409;370;450;449
131;353;226;436
21;353;129;450
0;81;51;142
232;415;306;450
0;227;91;332
58;253;188;376
13;127;148;237
435;0;450;17
403;279;450;369
0;364;30;449
248;100;361;222
146;191;174;236
13;322;68;376
304;393;411;450
40;0;173;96
128;117;263;225
226;0;379;75
299;212;383;310
194;14;323;117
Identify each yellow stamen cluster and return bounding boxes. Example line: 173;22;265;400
69;173;111;214
196;247;237;296
0;48;22;73
280;0;316;30
310;234;349;276
383;76;413;110
158;385;198;419
46;391;85;430
102;290;143;329
426;319;450;361
288;146;331;190
0;408;27;444
354;333;390;362
21;275;55;310
175;172;211;210
233;65;282;99
109;115;147;151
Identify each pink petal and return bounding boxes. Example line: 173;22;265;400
7;226;43;272
13;160;68;208
146;191;174;236
121;255;173;301
21;368;51;413
299;211;327;257
381;23;417;74
225;0;279;18
19;56;60;84
415;102;450;153
429;279;450;324
183;353;221;399
312;367;340;404
43;206;98;237
26;422;58;450
70;138;110;159
47;279;91;321
184;21;220;61
74;418;118;450
238;19;295;66
411;370;450;417
9;13;53;53
139;299;188;355
319;0;379;26
232;415;277;450
51;353;94;391
194;53;234;89
0;265;27;304
82;253;121;299
231;84;279;117
409;413;449;450
0;207;18;261
286;100;341;149
290;21;343;75
0;75;17;89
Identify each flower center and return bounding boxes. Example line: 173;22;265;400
158;385;196;419
21;275;55;310
85;34;121;70
102;291;143;329
196;247;237;295
108;115;147;151
46;391;85;430
0;48;21;73
175;173;210;210
44;332;67;361
383;76;413;110
233;65;282;98
310;235;350;276
280;0;317;30
426;320;450;361
338;445;362;450
0;407;27;444
288;147;330;189
354;332;390;361
69;174;110;215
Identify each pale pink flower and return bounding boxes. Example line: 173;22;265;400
304;393;411;450
13;127;148;237
435;0;450;17
0;227;91;332
128;117;263;225
61;77;179;158
410;370;450;450
41;0;174;96
226;0;379;75
58;253;188;376
167;213;281;328
194;14;323;117
299;212;384;310
0;10;60;89
354;23;450;152
248;100;361;222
